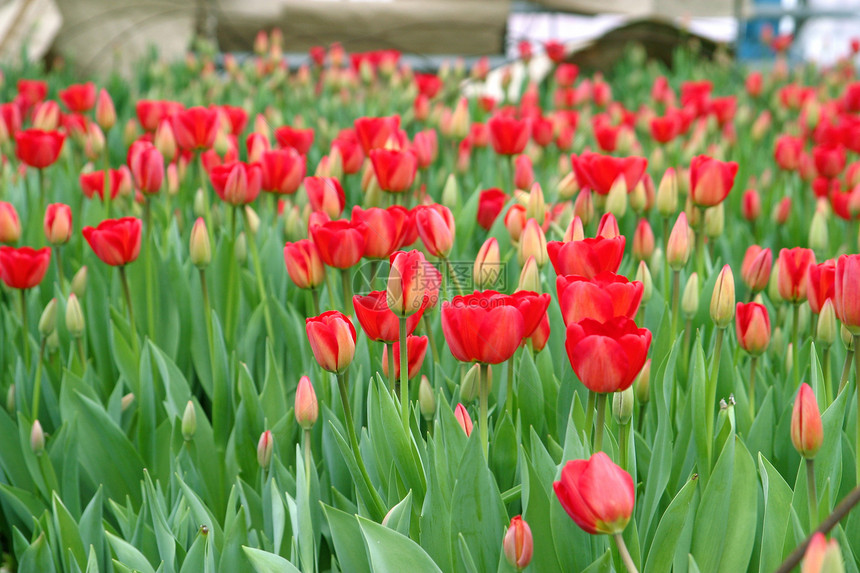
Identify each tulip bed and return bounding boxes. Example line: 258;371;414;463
1;34;860;572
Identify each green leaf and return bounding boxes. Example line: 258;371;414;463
322;504;372;573
758;454;793;573
18;532;56;573
357;515;443;573
241;546;301;573
644;474;699;573
106;531;157;573
582;549;613;573
51;492;87;572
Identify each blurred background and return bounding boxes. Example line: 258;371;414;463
0;0;858;76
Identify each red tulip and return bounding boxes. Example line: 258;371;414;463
503;516;534;571
284;240;325;290
689;155;738;207
382;335;428;380
565;317;651;393
454;403;473;436
15;129;65;169
415;205;455;258
274;125;315;155
129;142;164;194
82;217;142;266
59;82;96;113
219;105;248;135
531;115;554;147
791;383;823;459
173;106;219;150
332;132;365;174
812;143;845;179
387;250;435;317
441;291;525;364
305;310;357;373
353;290;424;343
547;236;626;278
370;148;417;192
596;213;620;239
650;113;679;143
488;115;530;156
529;313;551;351
741;189;762;222
136;100;183;132
80;168;130;201
310;219;367;269
802;533;842;573
571;152;647;195
806;261;836;315
295;375;318;430
414;73;442;98
16;79;47;107
354;116;400;153
477;188;508;231
0;246;51;289
412;129;438;168
513;154;534;190
741;245;772;294
544;40;567;63
350;206;409;259
592;119;620;152
554;452;635;535
260;148;305;195
510;290;551;337
633;219;655;261
557;272;643;327
834;254;860;334
0;102;22;139
0;201;21;243
44;203;73;245
210;162;262;205
736;302;771;356
774;135;804;171
778;247;816;303
305;177;345;218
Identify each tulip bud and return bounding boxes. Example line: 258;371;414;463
613;386;634;425
441;173;459;209
802;533;845;573
244;206;260;236
182;401;196;441
154;120;177;163
635;261;653;302
557;172;578;199
460;363;481;403
518;219;547;267
808;208;829;254
30;420;44;455
188;218;211;268
816;299;836;347
629;180;647;213
257;430;273;469
44;203;73;246
65;293;85;338
635;359;651;404
96;89;116;131
682;272;700;318
38;298;57;338
6;384;15;412
656;168;678;217
474;237;501;289
503;516;533;571
842;324;854;351
564;216;584;242
71;266;88;298
791;383;823;459
710;265;736;328
767;261;783;304
605;177;628;218
666;212;692;271
295;375;318;430
517;256;541;293
0;201;22;243
234;232;247;263
419;375;436;421
454;403;473;436
633;219;655;262
703;203;724;239
123;119;139;147
46;330;59;353
194;188;207;218
573;188;594;225
525;183;546;223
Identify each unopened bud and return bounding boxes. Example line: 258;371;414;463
234;232;247;263
65;293;85;338
703;203;724;238
460;363;482;403
604;177;628;218
656;168;678;217
182;401;196;441
441;174;459;209
295;375;319;430
454;403;473;436
635;261;653;303
613;387;634;425
816;299;836;347
193;188;207;218
121;392;135;411
682;272;700;318
189;218;211;268
518;219;547;267
71;266;88;298
257;430;273;469
564;216;584;242
666;212;692;271
419;375;436;420
503;516;533;571
46;330;59;353
710;265;735;328
244;206;260;236
525;183;546;223
30;420;44;454
38;298;57;337
768;261;782;304
556;172;578;200
635;359;651;404
474;238;501;289
518;256;541;293
629;180;647;213
808;207;828;254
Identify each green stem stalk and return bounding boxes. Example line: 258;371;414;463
838;348;855;395
304;429;312;488
506;354;515;416
822;347;832;407
197;154;212;230
806;458;818;531
662;217;670;295
387;343;396;394
855;336;860;486
76;337;86;369
584;390;596;443
613;533;639;573
792;304;800;387
103;144;112;218
19;289;30;370
670;270;680;335
706;328;725;471
144;198;156;341
341;268;354;316
422;314;439;364
310;288;321;317
118;266;139;356
32;339;45;419
594;393;607;452
399;316;409;431
54;246;65;294
246;214;275;344
479;364;490;461
619;422;630;470
749;357;758;420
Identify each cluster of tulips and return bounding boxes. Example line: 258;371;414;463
1;28;860;572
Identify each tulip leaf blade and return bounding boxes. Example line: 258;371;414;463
644;474;699;573
357;514;443;573
241;546;301;573
322;503;372;573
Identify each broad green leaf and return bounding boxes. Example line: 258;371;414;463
105;531;156;573
357;515;443;573
322;504;372;573
644;474;699;573
241;546;301;573
758;454;793;572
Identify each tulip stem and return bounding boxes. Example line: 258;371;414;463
594;393;607;452
806;458;818;531
670;270;680;335
337;371;385;519
246;211;276;345
792;303;800;388
341;268;354;316
422;314;439;364
584;391;596;443
32;338;45;420
399;316;410;431
197;154;212;231
310;288;321;317
19;289;30;371
76;337;86;369
706;327;725;472
118;266;139;356
619;422;630;470
442;256;465;297
54;246;65;294
662;217;670;296
103;145;112;218
613;533;639;573
199;267;216;385
506;354;516;416
479;364;490;461
822;347;832;407
855;335;860;486
838;348;854;395
325;270;337;310
144;198;156;341
304;428;312;488
637;403;646;434
38;168;46;214
387;343;396;394
694;222;705;278
748;357;758;420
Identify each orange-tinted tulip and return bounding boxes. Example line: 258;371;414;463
44;203;72;245
791;383;823;459
82;217;142;267
689;154;738;207
305;310;357;374
284;240;325;290
778;247;816;303
834;254;860;334
305;176;345;218
0;202;21;243
0;246;51;289
351;206;409;259
736;302;771;356
295;375;319;430
741;245;772;294
382;335;429;380
387;250;433;317
557;272;643;326
554;452;635;535
503;516;533;571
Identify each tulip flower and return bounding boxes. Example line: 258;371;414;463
173;106;219;150
260;148;305;195
310;219;367;270
547;235;626;278
129;142;165;195
477;188;509;231
812;143;845;179
793;383;824;528
209;161;262;206
382;335;428;380
557;272;643;326
284;240;326;292
44;203;72;247
0;201;21;243
736;302;771;357
82;217;142;267
350;206;409;260
17;79;48;107
353;291;423;343
778;247;816;303
274;125;314;155
505;205;527;243
741;245;772;295
79;168;130;202
59;82;96;113
503;516;533;571
454;403;473;436
565;317;651;394
633;219;655;262
354;115;400;153
834;254;860;335
0;246;51;290
15;128;65;169
807;261;836;315
488;115;530;156
305;176;345;218
415;205;455;259
572;151;647;195
295;375;319;430
257;430;273;469
710;265;736;329
774;135;804;171
370;148;417;193
474;237;501;289
95;89;116;131
305;311;356;374
688;155;738;207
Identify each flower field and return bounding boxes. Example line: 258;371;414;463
0;32;860;572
